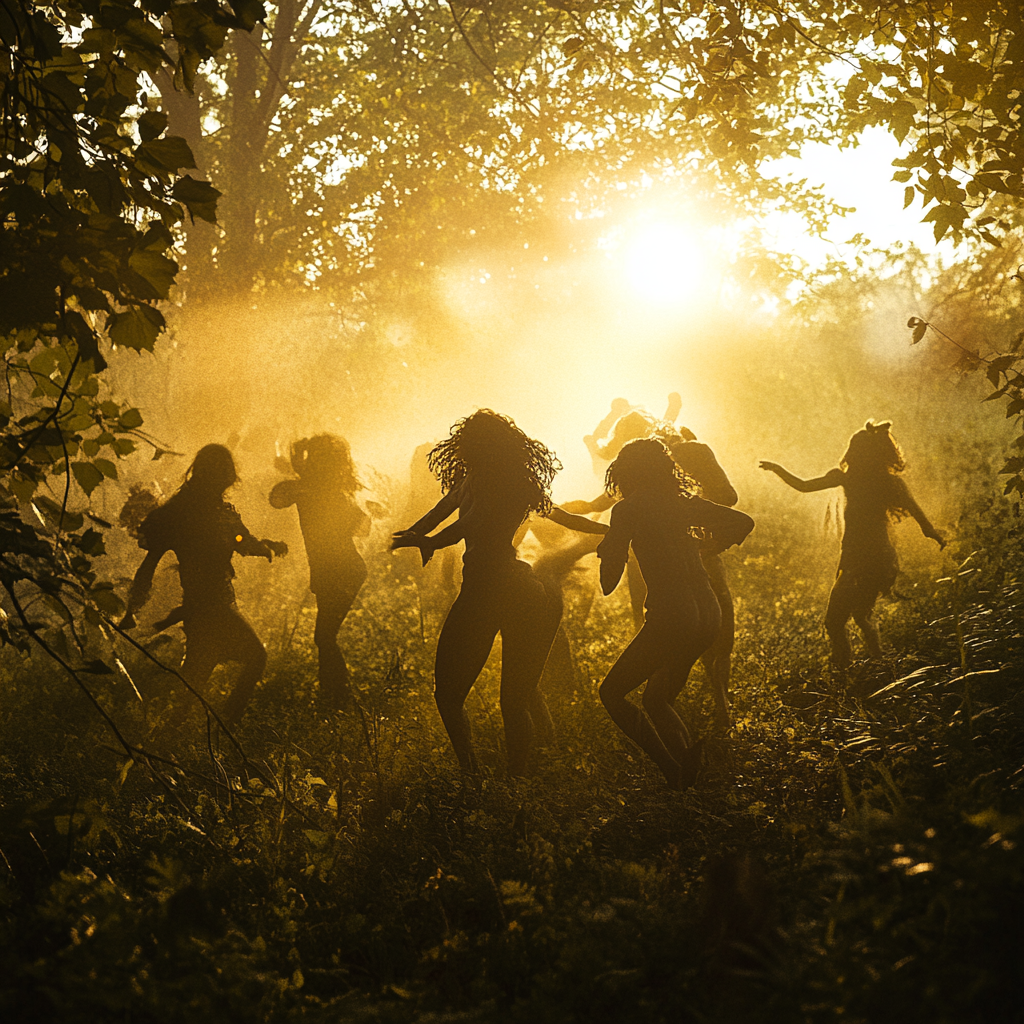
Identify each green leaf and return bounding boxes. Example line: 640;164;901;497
108;305;165;351
135;136;197;176
138;109;169;142
93;458;118;479
118;408;143;430
171;176;221;223
129;249;178;299
72;461;104;495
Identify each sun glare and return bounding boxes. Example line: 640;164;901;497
624;224;709;305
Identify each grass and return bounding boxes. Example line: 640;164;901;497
1;482;1022;1023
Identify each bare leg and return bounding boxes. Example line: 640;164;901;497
701;554;734;728
434;589;500;773
642;665;696;764
219;608;268;728
852;591;884;660
824;576;855;670
599;624;682;786
314;585;361;709
500;567;558;775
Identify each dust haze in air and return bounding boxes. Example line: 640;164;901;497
103;193;1010;582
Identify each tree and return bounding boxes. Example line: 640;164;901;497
0;0;262;755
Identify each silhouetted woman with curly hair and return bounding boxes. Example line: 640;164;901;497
270;434;374;710
761;420;945;668
392;410;605;776
598;438;754;788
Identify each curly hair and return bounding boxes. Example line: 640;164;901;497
428;409;561;517
605;438;691;499
842;421;906;475
291;434;362;495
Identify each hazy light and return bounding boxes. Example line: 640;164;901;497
624;224;708;305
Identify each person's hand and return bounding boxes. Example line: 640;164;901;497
265;539;289;561
561;499;593;514
759;460;782;474
392;531;434;566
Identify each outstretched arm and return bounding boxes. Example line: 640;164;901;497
119;549;165;628
898;480;946;548
760;462;843;493
546;506;609;535
392;516;466;566
403;485;461;535
597;503;633;595
561;491;615;515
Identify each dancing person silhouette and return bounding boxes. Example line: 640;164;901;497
760;420;946;669
120;444;288;727
597;439;754;788
270;434;375;710
391;410;606;776
568;411;741;727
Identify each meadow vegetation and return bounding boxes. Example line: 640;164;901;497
1;386;1021;1023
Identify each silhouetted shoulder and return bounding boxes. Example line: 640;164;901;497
824;468;845;487
137;496;178;551
669;441;737;505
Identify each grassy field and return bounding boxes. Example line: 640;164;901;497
1;472;1022;1023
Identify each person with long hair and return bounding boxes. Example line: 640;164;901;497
270;434;377;709
391;410;606;776
120;444;288;727
597;438;754;788
568;412;741;728
760;420;946;668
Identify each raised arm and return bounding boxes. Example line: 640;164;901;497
688;496;755;553
760;462;843;493
546;505;610;535
597;502;633;595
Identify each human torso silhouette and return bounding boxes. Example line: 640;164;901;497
833;469;905;591
667;441;738;507
139;489;253;609
271;478;368;595
603;489;738;621
455;472;537;580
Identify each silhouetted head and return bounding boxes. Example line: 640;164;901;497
605;437;689;499
428;409;561;516
842;421;905;475
291;434;361;494
183;444;237;496
597;410;656;460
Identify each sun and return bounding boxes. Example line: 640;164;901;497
623;224;708;305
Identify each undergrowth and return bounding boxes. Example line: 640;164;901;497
0;486;1022;1023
